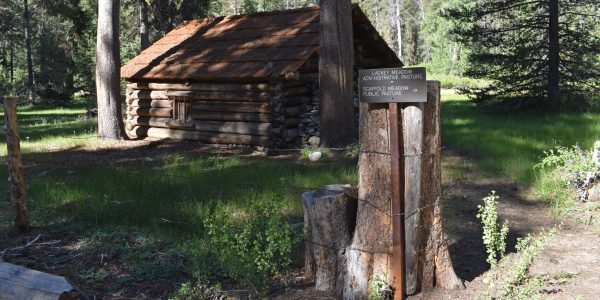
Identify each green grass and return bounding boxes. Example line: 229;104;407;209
0;97;98;155
441;90;600;200
428;73;489;89
21;155;356;233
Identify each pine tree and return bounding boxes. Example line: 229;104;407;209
448;0;599;111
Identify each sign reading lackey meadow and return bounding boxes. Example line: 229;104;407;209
358;67;427;103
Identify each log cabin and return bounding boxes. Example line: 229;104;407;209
121;5;402;148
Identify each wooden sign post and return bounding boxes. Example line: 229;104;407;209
3;97;29;230
359;67;427;300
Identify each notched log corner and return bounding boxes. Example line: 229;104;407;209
302;184;358;295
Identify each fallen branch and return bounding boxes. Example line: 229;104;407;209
0;234;41;260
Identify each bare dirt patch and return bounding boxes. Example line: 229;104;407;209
411;147;600;300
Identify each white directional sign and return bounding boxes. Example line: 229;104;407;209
358;67;427;103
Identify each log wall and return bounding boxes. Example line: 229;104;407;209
126;81;284;147
125;80;306;148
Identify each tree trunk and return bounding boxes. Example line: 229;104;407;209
3;97;28;230
342;82;463;299
23;0;33;101
139;0;150;51
10;41;14;83
96;0;126;140
318;0;356;148
395;0;403;61
547;0;560;112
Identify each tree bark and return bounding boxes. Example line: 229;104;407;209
394;0;403;61
303;185;358;295
3;97;28;230
23;0;33;101
318;0;356;148
417;82;463;291
342;82;463;299
139;0;150;51
96;0;126;140
547;0;560;112
10;41;14;83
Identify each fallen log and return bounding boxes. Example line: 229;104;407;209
128;126;271;146
0;262;77;300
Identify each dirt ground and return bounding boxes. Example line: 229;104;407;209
1;140;599;299
409;148;600;300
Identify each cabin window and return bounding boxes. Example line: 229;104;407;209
166;96;194;128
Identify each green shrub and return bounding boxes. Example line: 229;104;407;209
476;191;509;268
477;192;561;299
482;227;559;300
169;280;225;300
534;145;599;212
203;192;295;292
368;273;391;300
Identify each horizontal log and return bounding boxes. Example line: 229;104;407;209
128;116;271;136
129;126;271;147
191;101;269;113
128;107;171;117
191;111;270;123
129;90;270;102
127;82;270;92
128;99;171;108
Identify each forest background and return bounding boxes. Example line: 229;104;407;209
0;0;598;111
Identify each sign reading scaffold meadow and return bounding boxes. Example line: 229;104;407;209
358;67;427;103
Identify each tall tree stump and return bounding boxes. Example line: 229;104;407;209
342;81;463;299
303;185;358;295
318;0;357;147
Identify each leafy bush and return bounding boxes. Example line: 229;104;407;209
535;145;599;211
368;273;391;300
499;228;558;298
482;227;559;300
203;192;295;292
477;192;561;299
169;280;225;300
476;191;509;268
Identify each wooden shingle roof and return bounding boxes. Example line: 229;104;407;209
121;6;401;81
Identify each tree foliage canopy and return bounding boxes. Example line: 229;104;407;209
448;0;599;110
0;0;598;110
